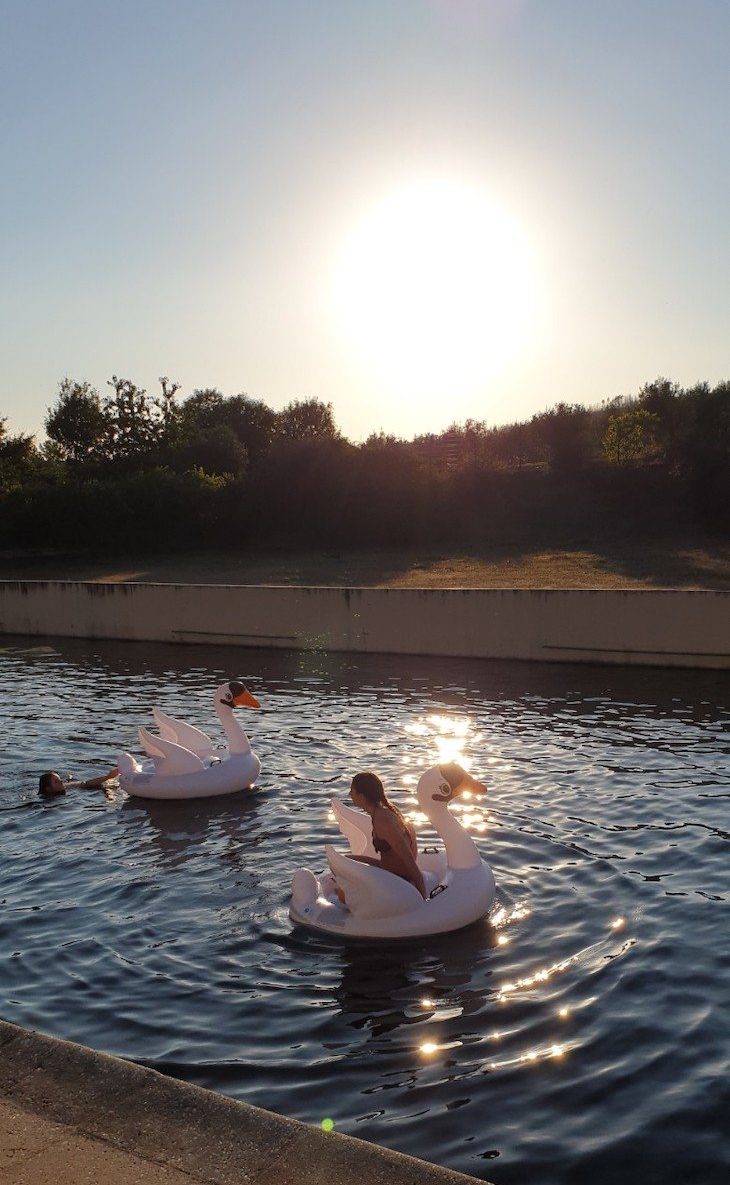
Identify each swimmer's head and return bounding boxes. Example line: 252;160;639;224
38;771;66;797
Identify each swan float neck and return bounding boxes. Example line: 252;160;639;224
214;681;258;755
417;764;485;871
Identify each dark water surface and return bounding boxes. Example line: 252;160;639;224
1;638;728;1184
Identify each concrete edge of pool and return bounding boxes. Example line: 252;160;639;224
0;1019;487;1185
1;580;729;668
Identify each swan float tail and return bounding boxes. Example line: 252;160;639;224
326;844;423;920
291;868;319;913
117;751;142;779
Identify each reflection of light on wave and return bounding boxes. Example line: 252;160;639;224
416;998;464;1022
406;714;470;738
486;1042;567;1071
490;903;531;929
404;713;476;769
497;931;637;1002
427;714;471;737
400;710;493;832
419;1038;463;1057
414;923;630;1080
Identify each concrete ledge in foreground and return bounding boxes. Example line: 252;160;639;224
0;1020;485;1185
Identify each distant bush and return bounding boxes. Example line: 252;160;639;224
0;467;234;551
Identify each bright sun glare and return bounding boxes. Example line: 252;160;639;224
333;179;536;407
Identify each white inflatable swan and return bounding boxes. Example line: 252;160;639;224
118;681;261;800
290;763;496;939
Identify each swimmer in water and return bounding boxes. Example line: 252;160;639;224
38;768;119;797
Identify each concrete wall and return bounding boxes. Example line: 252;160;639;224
0;580;728;668
0;1019;483;1184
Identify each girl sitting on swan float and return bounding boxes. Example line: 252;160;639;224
290;762;496;939
346;772;427;899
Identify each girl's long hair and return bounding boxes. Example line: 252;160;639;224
350;771;408;829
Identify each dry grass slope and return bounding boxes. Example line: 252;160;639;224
2;532;728;590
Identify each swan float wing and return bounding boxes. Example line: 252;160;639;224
152;707;215;758
326;844;423;920
138;725;167;761
330;798;376;857
139;733;205;778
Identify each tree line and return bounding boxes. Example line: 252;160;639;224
1;375;727;551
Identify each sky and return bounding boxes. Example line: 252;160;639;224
1;0;728;441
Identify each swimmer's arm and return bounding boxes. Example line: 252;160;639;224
79;766;119;789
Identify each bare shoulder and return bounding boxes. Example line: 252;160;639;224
380;809;414;846
374;806;400;835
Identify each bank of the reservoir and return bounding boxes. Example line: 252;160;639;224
0;580;728;668
0;1020;482;1185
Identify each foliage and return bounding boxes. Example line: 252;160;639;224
171;424;248;478
0;467;233;550
531;402;592;471
45;379;107;463
103;375;181;461
1;373;728;550
178;390;277;466
0;424;38;492
277;398;339;441
603;408;660;465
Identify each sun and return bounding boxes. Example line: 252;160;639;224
332;178;536;408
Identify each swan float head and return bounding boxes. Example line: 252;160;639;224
417;762;486;809
218;681;260;710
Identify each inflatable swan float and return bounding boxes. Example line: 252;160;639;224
118;680;261;800
290;764;496;939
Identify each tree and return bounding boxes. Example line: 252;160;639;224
677;382;730;524
603;408;660;465
637;377;683;467
491;420;535;469
178;390;278;467
104;375;181;459
45;379;107;463
173;425;248;477
0;421;37;490
531;402;591;472
179;388;225;430
277;398;339;441
221;395;279;464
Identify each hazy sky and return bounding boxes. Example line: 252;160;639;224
2;0;728;441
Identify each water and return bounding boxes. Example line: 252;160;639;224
1;637;728;1184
